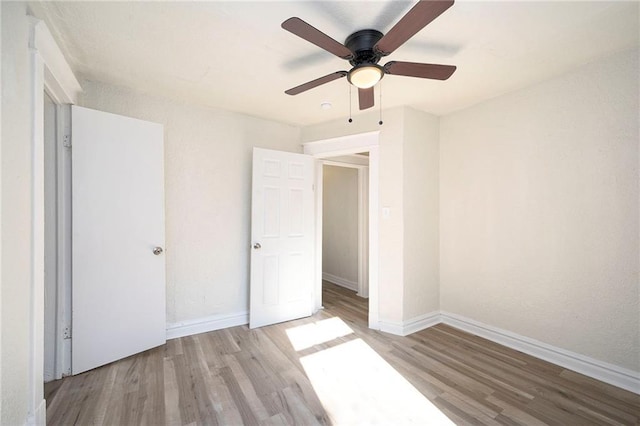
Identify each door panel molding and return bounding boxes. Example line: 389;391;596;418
250;148;315;329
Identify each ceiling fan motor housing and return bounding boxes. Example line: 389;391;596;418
345;29;384;66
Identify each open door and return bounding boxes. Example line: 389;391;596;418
250;148;315;328
71;106;166;374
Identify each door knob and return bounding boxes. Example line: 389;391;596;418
253;243;261;249
153;247;163;255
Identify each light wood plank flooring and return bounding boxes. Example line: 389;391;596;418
46;282;639;425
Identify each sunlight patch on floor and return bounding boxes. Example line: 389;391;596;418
297;338;455;425
285;317;355;351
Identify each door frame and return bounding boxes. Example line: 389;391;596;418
42;98;73;384
29;16;82;423
302;131;380;329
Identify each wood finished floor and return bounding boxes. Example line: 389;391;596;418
46;282;640;425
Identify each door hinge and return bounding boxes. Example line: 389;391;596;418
62;134;71;148
63;325;71;339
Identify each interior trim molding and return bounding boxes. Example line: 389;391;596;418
170;307;638;394
322;272;358;292
376;310;639;394
166;311;248;340
378;320;405;336
302;130;380;158
402;311;441;336
29;17;82;104
440;311;640;395
379;311;440;336
27;16;81;425
28;398;46;426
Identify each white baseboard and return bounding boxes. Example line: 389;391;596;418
379;311;441;337
378;320;404;336
440;311;640;395
403;311;442;335
26;398;46;426
166;311;248;340
164;306;639;395
322;272;358;292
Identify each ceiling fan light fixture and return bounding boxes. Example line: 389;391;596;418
348;64;384;89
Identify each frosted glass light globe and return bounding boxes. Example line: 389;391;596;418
348;65;383;89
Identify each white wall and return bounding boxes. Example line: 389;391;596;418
1;2;34;424
440;49;639;372
80;81;301;324
403;109;440;319
323;165;359;288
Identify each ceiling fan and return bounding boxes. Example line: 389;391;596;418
282;0;457;111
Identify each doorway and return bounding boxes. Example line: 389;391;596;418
321;156;370;323
302;131;380;329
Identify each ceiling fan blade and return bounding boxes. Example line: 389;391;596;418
384;61;456;80
282;17;354;60
285;71;348;96
359;87;375;110
374;0;454;56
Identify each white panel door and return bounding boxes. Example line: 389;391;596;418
250;148;315;328
71;106;166;374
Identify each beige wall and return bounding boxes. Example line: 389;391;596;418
440;49;639;371
1;2;33;424
403;109;440;319
322;165;359;287
80;81;302;324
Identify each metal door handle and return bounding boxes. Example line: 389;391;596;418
253;243;261;249
153;247;163;255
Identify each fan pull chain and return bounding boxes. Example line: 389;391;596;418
348;84;353;123
378;82;383;125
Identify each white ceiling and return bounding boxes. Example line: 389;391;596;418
29;1;639;127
